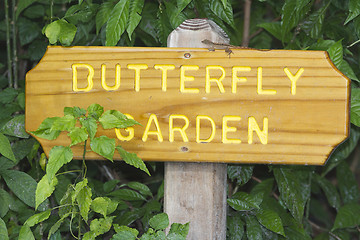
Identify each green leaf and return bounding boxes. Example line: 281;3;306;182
79;117;98;140
2;170;36;208
36;175;58;210
0;133;16;162
314;174;341;210
108;189;146;201
227;192;260;211
227;214;244;240
68;127;88;146
127;182;153;197
351;89;360;126
168;222;189;237
18;17;40;46
156;4;173;46
87;104;104;120
127;0;145;39
59;186;74;218
0;218;8;240
46;146;73;182
177;0;192;12
327;40;343;68
51;115;76;132
44;21;61;44
256;209;285;236
99;110;139;129
64;106;86;118
16;0;38;19
111;231;137;240
273;167;306;222
227;165;254;185
246;215;263;240
73;179;92;221
12;138;36;162
24;209;51;227
149;213;169;231
301;1;330;39
209;0;234;27
336;161;360;204
18;225;35;240
250;178;274;198
116;146;150;175
96;2;114;35
0;88;18;104
345;0;360;24
31;117;61;140
0;189;11;218
1;115;29;138
89;217;114;237
106;0;130;46
332;203;360;230
90;136;115;161
339;60;359;82
91;197;118;217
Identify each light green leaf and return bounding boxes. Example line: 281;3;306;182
0;218;8;240
59;186;74;218
51;115;76;132
227;192;260;211
96;2;114;35
46;146;73;182
44;21;61;44
24;209;51;227
36;175;58;210
68;127;88;146
79;117;97;140
149;213;169;231
169;222;189;238
2;170;36;208
91;197;118;217
256;209;285;236
332;203;360;230
315;174;341;210
1;115;29;138
48;217;68;240
90;136;115;161
127;182;153;197
0;133;16;162
116;146;150;175
18;225;35;240
89;217;114;237
108;189;146;201
31;117;61;140
336;161;360;204
106;0;130;46
344;0;360;24
227;215;244;240
127;0;145;39
246;215;262;240
99;110;139;129
73;179;92;222
351;88;360;126
44;19;77;46
227;165;254;185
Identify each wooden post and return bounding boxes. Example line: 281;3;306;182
164;19;229;239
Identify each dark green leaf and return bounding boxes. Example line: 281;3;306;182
177;0;192;12
336;161;360;204
315;174;341;210
256;209;285;236
156;4;173;46
59;186;74;218
228;165;254;185
46;146;73;182
90;136;115;161
0;218;8;240
209;0;234;27
351;88;360;126
2;170;36;207
327;40;343;68
87;103;104;120
68;127;88;146
108;189;146;201
227;214;244;240
228;192;260;211
23;4;45;19
149;213;169;231
12;138;36;162
16;0;37;19
79;117;97;140
332;203;360;230
18;17;40;46
116;146;150;175
0;189;11;218
339;60;359;82
345;0;360;24
0;156;15;171
31;117;61;140
35;175;58;210
96;2;114;35
0;88;18;104
301;1;330;39
127;181;153;197
1;115;29;138
246;215;263;240
127;0;145;39
0;133;16;162
106;0;130;46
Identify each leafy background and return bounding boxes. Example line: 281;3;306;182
1;0;360;239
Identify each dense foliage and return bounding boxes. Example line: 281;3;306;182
1;0;360;239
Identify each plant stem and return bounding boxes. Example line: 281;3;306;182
241;0;252;47
78;212;81;240
82;139;88;178
4;0;13;87
50;0;54;22
12;0;18;89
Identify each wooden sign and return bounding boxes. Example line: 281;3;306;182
25;46;350;165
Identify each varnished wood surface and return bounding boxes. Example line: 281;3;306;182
25;46;350;165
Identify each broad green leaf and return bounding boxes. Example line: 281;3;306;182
256;209;285;236
1;115;29;138
336;161;360;204
332;203;360;230
127;0;145;39
12;138;36;162
177;0;192;12
87;104;104;120
273;167;305;222
31;117;61;140
99;110;139;129
91;197;118;217
227;165;254;185
227;192;260;211
327;40;343;68
0;88;18;104
118;208;145;226
46;146;73;182
111;231;137;240
258;22;283;42
68;127;88;146
64;106;86;118
149;213;169;231
339;60;359;82
344;0;360;24
227;215;244;240
108;189;146;201
127;182;153;197
103;179;120;193
0;189;11;218
168;222;189;237
59;186;74;218
36;175;58;210
0;218;8;240
96;2;114;35
164;1;187;29
48;216;68;239
89;217;114;237
0;156;15;172
44;21;61;44
73;179;92;221
16;0;38;19
106;0;130;46
314;174;341;210
351;88;360;126
2;170;36;208
209;0;234;27
51;115;76;132
250;178;274;198
156;4;173;46
302;1;330;39
90;136;115;161
246;215;263;240
116;146;150;175
0;133;16;162
18;17;40;46
79;117;97;140
24;209;51;227
18;225;35;240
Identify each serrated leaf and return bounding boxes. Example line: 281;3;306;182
111;231;137;240
106;0;130;46
256;209;285;236
89;217;114;236
99;110;139;129
116;146;150;175
24;209;51;227
87;104;104;120
59;186;74;218
227;192;260;211
227;165;254;185
31;117;61;140
51;115;76;132
68;127;88;146
79;117;97;140
127;0;144;39
1;115;29;138
302;1;330;39
246;215;263;240
91;197;118;217
18;225;35;240
149;213;169;231
345;0;360;24
127;182;152;197
0;133;16;162
0;218;8;240
332;203;360;230
46;146;73;182
73;179;92;222
2;170;36;208
96;2;114;35
90;136;115;161
108;189;146;201
156;5;173;46
227;214;244;240
64;106;86;118
336;161;360;204
168;222;189;237
36;175;58;210
314;174;341;210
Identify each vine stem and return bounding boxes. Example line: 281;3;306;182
82;139;87;178
12;0;18;89
4;0;13;87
